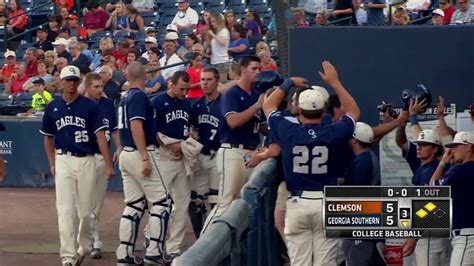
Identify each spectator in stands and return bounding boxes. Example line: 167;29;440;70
68;14;87;38
177;33;198;59
159;39;184;81
50;71;61;92
172;0;199;32
124;31;137;49
113;40;130;67
354;0;368;25
34;26;54;53
102;55;126;86
85;0;110;36
90;37;114;71
59;7;70;28
245;11;263;39
56;0;74;11
450;0;474;23
364;0;386;25
99;65;121;105
23;60;54;92
132;0;154;12
29;77;53;112
53;38;72;63
209;12;230;81
432;8;445;24
331;0;357;25
70;40;91;74
144;59;166;94
165;31;180;47
5;63;28;96
77;37;94;62
225;10;237;30
58;27;71;40
147;47;161;63
46;16;61;42
25;48;39;78
291;7;310;27
392;6;410;25
125;4;145;32
217;62;240;92
406;0;431;14
121;48;142;73
0;2;7;26
186;52;204;100
145;26;156;37
192;43;210;66
259;50;278;71
228;24;250;62
166;23;178;33
7;0;28;34
142;37;159;61
439;0;455;24
196;10;211;38
55;57;69;75
315;9;330;25
44;51;58;75
0;50;17;85
106;2;128;34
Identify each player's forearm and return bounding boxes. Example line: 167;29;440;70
218;80;238;94
373;119;400;140
330;81;360;121
263;89;286;118
130;120;149;160
226;104;260;129
430;164;446;186
96;131;114;168
410;123;422;140
266;143;281;157
437;115;451;138
395;125;408;150
44;136;56;168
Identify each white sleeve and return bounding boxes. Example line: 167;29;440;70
171;13;178;25
189;9;199;25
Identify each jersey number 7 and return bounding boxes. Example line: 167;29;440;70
293;146;328;174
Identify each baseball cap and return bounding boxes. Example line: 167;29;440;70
59;28;71;34
145;36;157;44
60;65;81;80
145;26;156;33
298;89;325;111
37;25;47;33
413;129;441;145
177;0;188;3
68;14;79;20
78;36;87;43
353;122;374;143
4;50;15;58
311;85;329;103
432;9;445;17
124;32;136;39
165;31;179;41
444;131;474;148
166;24;178;32
53;38;69;46
32;77;45;84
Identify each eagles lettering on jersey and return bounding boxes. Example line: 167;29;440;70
197;114;219;127
152;93;191;140
190;95;222;154
55;116;86;130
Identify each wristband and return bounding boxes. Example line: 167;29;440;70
439;161;446;169
279;79;295;94
409;115;419;125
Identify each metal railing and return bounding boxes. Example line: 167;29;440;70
325;16;354;26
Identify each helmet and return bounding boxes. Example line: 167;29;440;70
402;84;432;111
254;71;283;93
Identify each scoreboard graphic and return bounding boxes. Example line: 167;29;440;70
324;186;451;239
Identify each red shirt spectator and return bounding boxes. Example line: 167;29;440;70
441;3;455;24
7;0;28;34
24;48;39;78
112;42;129;68
56;0;74;10
84;1;109;34
260;63;278;71
8;64;28;96
0;50;17;84
187;53;204;99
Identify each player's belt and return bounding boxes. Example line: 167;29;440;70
452;228;474;236
56;149;89;157
221;143;256;150
289;190;324;199
123;145;157;152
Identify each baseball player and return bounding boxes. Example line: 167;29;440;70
40;65;115;266
430;131;474;266
116;62;171;265
188;67;222;237
151;71;192;259
202;55;265;233
82;72;122;259
262;61;360;265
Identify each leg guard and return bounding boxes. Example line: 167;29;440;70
146;195;173;256
189;191;207;239
116;197;146;259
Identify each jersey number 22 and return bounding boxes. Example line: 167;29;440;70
293;146;328;174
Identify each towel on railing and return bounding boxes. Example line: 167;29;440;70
157;132;203;176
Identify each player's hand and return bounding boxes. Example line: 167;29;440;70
441;148;453;164
244;151;263;168
142;160;152;177
113;149;121;165
104;165;115;180
290;77;308;87
437;96;445;117
318;61;340;87
50;165;55;178
409;97;427;115
403;239;417;257
397;111;409;126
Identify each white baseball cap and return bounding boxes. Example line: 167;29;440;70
52;38;69;46
298;89;325;111
413;129;441;145
165;31;179;41
311;85;329;103
60;65;81;80
353;122;374;143
445;131;474;148
432;9;445;17
145;26;156;33
145;36;158;44
166;24;178;32
4;50;15;58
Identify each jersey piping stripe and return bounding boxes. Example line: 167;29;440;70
39;130;54;136
460;236;468;265
94;125;108;134
129;116;146;121
345;114;356;126
224;111;237;118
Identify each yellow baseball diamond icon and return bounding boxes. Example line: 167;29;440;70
424;202;437;212
416;202;438;218
416;209;428;218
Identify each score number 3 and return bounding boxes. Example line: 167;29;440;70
293;146;328;174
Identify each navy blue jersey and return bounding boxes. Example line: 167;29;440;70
322;115;354;177
152;93;191;140
190;95;222;154
266;109;297;146
118;88;157;148
412;159;439;186
98;97;118;143
403;142;421;174
436;162;474;229
346;151;381;186
40;95;106;154
220;85;262;147
269;111;355;191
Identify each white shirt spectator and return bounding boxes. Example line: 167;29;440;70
159;53;184;80
406;0;430;11
132;0;154;12
210;28;230;65
450;6;474;23
355;9;368;25
172;7;199;28
298;0;327;14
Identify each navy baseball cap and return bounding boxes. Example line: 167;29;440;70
37;25;48;33
125;32;136;39
32;77;45;84
59;27;70;34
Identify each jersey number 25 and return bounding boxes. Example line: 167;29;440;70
293;146;328;174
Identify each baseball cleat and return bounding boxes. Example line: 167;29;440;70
75;255;85;266
117;255;144;266
144;254;172;265
91;248;102;259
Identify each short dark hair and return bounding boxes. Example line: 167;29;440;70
301;109;324;119
84;72;102;89
86;0;99;10
327;94;341;116
240;55;260;68
128;48;141;59
149;47;160;55
171;71;190;84
232;23;246;38
202;67;220;80
186;33;199;45
357;140;373;148
191;52;202;60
